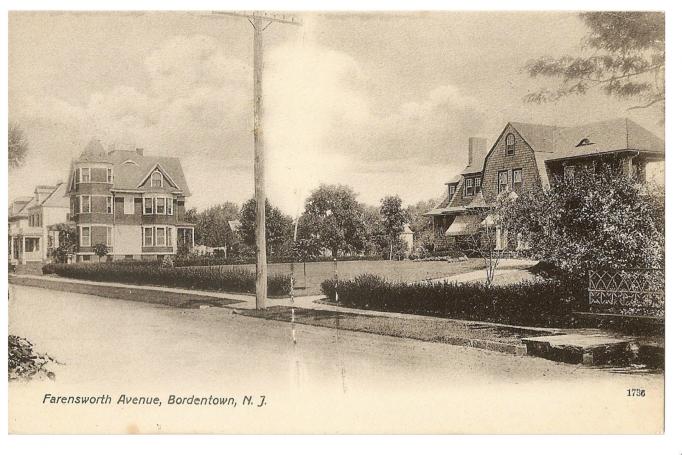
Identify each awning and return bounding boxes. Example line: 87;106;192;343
445;214;481;236
481;213;498;227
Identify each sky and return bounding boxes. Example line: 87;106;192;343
8;11;664;216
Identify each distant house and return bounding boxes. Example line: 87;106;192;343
399;224;414;253
426;118;664;253
65;139;194;262
8;182;70;264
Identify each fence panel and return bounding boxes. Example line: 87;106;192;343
588;269;664;318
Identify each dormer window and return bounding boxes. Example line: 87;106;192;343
505;134;515;156
151;171;163;188
576;138;594;147
123;159;138;166
464;178;474;197
107;168;113;183
449;185;456;199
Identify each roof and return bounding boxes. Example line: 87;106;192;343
228;220;242;231
108;150;190;195
460;153;486;174
79;138;108;161
68;145;191;196
444;174;462;185
40;182;69;208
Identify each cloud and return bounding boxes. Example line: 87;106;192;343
10;31;486;215
263;37;487;214
10;34;254;208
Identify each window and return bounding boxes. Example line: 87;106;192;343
143;227;154;246
151;171;163;188
80;226;91;247
107;168;113;183
564;165;575;182
505;134;515;156
124;196;135;215
156;197;166;215
156;227;166;246
449;185;456;196
25;238;40;252
474;177;482;195
80;167;91;183
167;227;173;246
168;198;173;215
498;170;508;194
106;227;113;247
144;197;153;215
465;178;474;197
107;196;113;214
80;195;91;213
512;169;522;192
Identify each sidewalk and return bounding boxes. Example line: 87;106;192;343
10;273;560;356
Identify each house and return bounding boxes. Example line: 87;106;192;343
399;224;414;253
65;139;194;262
8;182;70;265
426;118;664;253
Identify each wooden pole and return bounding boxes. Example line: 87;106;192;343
253;15;267;310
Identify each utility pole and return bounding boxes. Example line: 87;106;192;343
211;11;301;310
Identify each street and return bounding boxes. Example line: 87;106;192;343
9;285;663;434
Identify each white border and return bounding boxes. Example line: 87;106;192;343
3;1;681;454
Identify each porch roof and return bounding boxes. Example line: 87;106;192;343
445;214;481;236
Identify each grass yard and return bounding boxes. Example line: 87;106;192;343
195;258;487;295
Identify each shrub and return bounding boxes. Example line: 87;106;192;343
321;274;585;327
42;262;292;297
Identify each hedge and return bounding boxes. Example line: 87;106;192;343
42;262;292;297
321;274;586;327
173;255;383;268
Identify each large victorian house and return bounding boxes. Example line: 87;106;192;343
426;118;664;253
66;140;194;262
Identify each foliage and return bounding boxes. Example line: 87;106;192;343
42;262;292;297
49;223;78;263
238;198;294;256
176;242;191;258
93;243;109;261
161;255;174;268
525;12;665;116
298;184;366;258
504;166;664;280
8;122;29;169
292;237;322;262
380;195;409;260
321;274;583;327
193;202;240;252
9;335;55;381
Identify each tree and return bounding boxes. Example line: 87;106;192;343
380;195;409;260
461;192;518;286
9;123;28;169
184;208;200;245
298;184;366;258
194;202;240;255
93;243;109;262
49;223;78;263
505;166;664;281
238;198;293;257
525;12;664;116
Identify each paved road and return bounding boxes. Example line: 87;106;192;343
9;285;663;434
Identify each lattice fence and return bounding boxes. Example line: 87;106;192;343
588;269;664;318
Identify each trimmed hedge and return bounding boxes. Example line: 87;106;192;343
321;274;586;327
42;262;292;297
173;255;383;268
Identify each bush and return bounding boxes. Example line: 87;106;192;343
42;262;292;297
321;274;585;327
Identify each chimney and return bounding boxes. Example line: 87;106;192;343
135;148;144;156
468;137;487;165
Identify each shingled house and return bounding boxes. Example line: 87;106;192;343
66;140;194;262
426;118;664;253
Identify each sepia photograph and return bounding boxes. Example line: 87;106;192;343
5;7;668;435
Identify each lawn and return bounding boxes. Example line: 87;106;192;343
194;258;487;295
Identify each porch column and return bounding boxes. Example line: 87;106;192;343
191;227;195;249
22;236;26;265
9;236;14;260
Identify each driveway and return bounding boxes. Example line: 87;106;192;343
9;284;663;434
